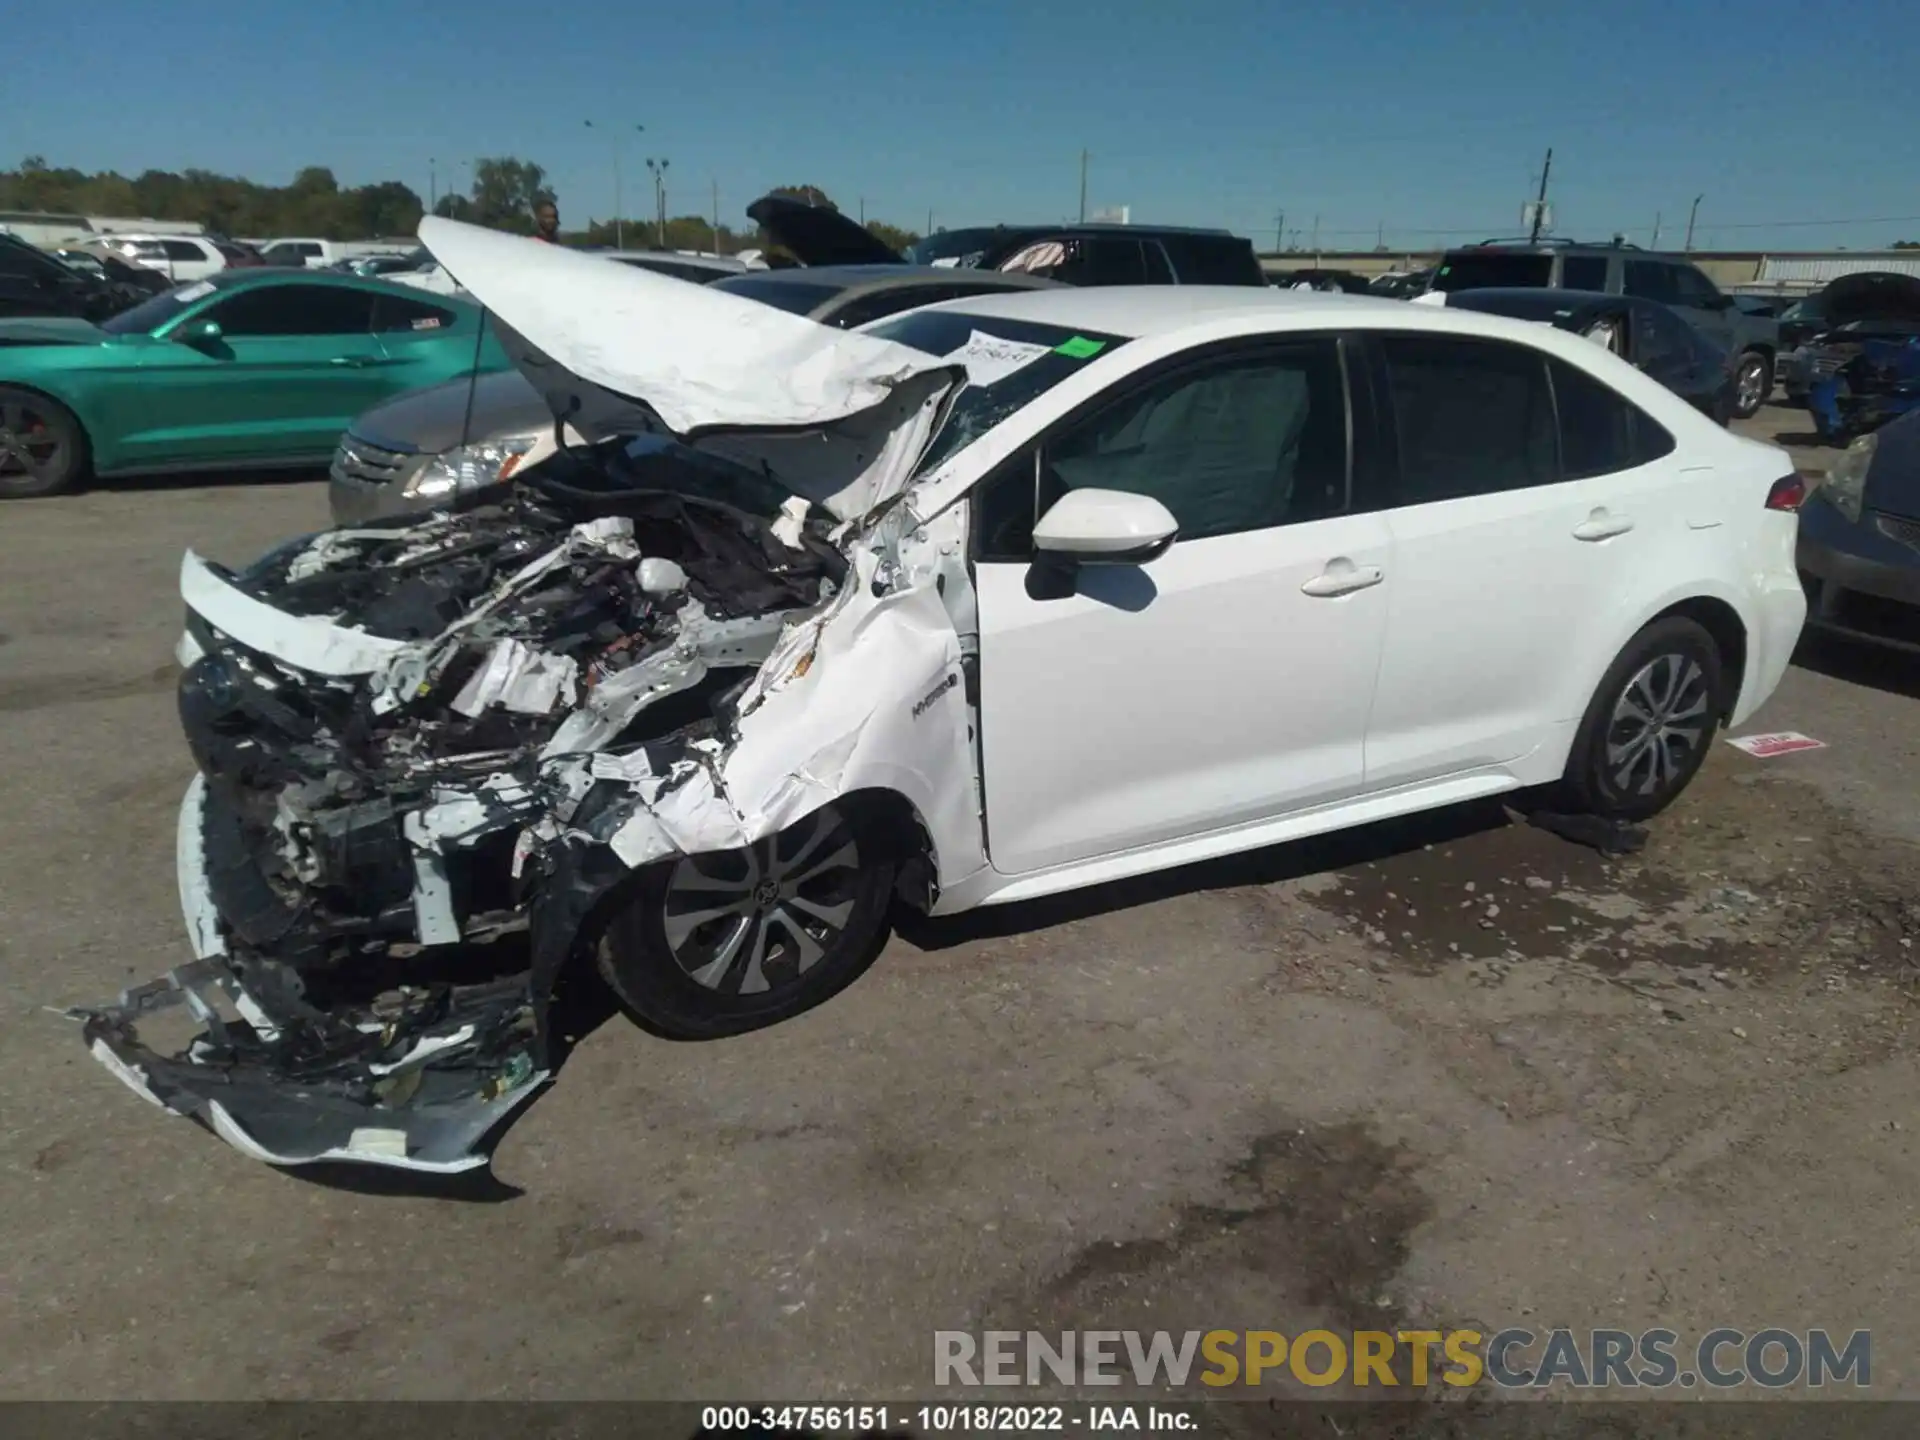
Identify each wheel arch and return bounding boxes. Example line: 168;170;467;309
0;379;96;492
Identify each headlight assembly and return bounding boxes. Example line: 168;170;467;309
402;434;542;502
1817;433;1876;524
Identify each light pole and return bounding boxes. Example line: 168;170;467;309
429;157;437;212
1684;193;1704;252
586;121;643;246
645;157;670;247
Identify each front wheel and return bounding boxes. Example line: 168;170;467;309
0;387;89;499
596;800;897;1040
1731;350;1772;420
1559;617;1726;822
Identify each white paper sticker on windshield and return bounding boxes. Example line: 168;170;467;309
940;329;1052;388
173;281;216;303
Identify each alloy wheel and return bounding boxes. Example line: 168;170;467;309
1603;653;1712;797
1736;356;1768;414
659;807;861;996
0;401;69;489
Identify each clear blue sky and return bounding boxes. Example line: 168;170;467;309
22;0;1920;250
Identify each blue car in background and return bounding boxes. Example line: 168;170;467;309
1798;407;1920;653
1799;272;1920;443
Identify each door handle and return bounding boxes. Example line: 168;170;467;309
1572;510;1635;542
329;355;375;367
1300;563;1385;598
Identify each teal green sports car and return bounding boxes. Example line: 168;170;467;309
0;269;512;498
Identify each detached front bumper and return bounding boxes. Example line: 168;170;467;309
74;777;550;1174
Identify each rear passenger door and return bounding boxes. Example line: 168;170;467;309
1360;335;1668;790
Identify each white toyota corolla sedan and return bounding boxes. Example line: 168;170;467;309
79;219;1809;1175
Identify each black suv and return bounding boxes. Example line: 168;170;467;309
746;194;1267;287
1429;240;1778;418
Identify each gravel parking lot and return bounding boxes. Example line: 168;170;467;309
2;404;1916;1408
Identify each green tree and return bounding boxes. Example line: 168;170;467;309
865;220;920;253
468;157;556;233
768;184;836;210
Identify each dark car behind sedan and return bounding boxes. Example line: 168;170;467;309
1441;288;1737;424
1798;408;1920;653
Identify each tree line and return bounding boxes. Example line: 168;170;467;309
2;156;922;255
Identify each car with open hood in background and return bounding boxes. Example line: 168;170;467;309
2;233;158;323
1437;287;1737;423
0;268;510;498
1776;272;1920;440
757;193;1268;286
73;217;1808;1178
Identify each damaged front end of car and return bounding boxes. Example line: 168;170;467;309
74;216;980;1176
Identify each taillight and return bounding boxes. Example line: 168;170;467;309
1765;472;1808;512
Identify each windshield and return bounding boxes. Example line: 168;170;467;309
1432;252;1555;293
902;229;1012;268
99;280;219;335
861;310;1129;476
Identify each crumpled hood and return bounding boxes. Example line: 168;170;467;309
417;217;958;523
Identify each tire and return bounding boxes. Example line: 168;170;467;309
595;799;897;1040
1730;350;1772;420
0;387;89;499
1559;616;1727;822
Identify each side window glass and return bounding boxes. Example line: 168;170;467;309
1381;336;1556;504
1672;266;1720;306
976;343;1348;557
1561;255;1607;292
372;293;455;333
210;285;375;337
997;237;1074;279
163;240;205;261
1081;240;1148;286
1550;359;1641;479
1623;260;1678;304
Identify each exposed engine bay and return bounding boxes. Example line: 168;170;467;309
78;447;893;1174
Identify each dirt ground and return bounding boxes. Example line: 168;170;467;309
1;405;1915;1417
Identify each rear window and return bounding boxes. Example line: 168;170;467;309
710;273;841;315
862;310;1129;477
1432;252;1554;293
1156;233;1265;285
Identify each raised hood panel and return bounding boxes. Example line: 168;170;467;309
417;217;957;522
745;193;905;267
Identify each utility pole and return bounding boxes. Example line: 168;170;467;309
927;207;934;235
645;157;670;247
1077;149;1088;224
1274;209;1284;251
711;179;720;255
1684;193;1703;252
1311;213;1320;253
586;121;643;248
1651;211;1662;248
428;158;437;212
1527;147;1553;244
859;197;865;225
1376;220;1384;250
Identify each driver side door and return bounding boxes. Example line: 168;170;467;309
974;336;1393;878
123;284;389;468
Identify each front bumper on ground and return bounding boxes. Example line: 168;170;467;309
1797;496;1920;654
73;777;551;1174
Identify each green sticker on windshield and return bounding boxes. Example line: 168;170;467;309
1054;335;1106;358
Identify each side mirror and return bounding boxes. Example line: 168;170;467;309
175;318;223;345
1032;488;1178;565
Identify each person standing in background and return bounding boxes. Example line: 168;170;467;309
534;202;560;244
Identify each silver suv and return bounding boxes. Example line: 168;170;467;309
1430;241;1779;418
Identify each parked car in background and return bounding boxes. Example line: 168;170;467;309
1440;288;1737;423
64;244;173;297
258;238;409;269
90;233;230;283
1429;240;1777;418
771;196;1268;285
82;219;1808;1173
212;240;269;269
1270;268;1373;293
1;235;151;321
329;255;1058;522
1369;269;1434;298
1798;407;1920;652
0;270;510;498
1777;273;1920;438
601;250;753;282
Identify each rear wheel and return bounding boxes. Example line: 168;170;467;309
596;801;897;1040
0;387;89;499
1560;617;1726;822
1731;350;1772;420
